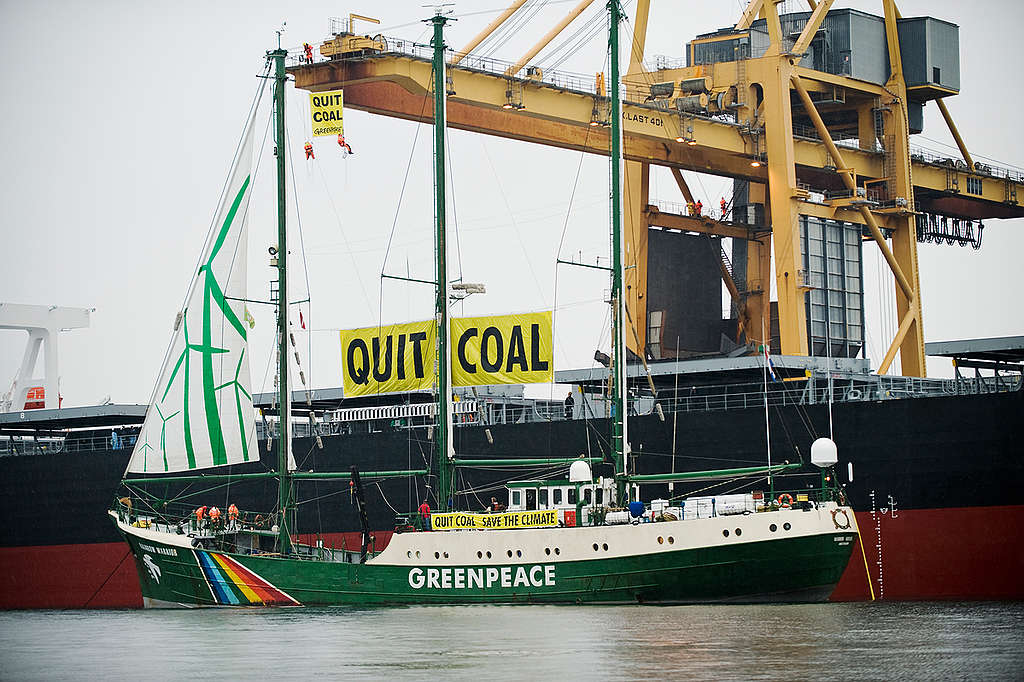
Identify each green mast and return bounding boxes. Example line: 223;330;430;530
608;0;628;504
269;46;293;553
430;13;455;511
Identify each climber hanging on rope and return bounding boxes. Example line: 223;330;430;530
304;141;314;160
303;42;314;64
337;134;354;155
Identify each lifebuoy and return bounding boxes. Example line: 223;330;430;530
832;508;851;530
776;493;794;508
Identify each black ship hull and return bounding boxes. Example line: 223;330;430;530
2;388;1022;607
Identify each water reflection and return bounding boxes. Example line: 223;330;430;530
2;603;1022;681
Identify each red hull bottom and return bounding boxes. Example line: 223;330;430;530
831;506;1024;601
3;509;1021;609
0;542;143;609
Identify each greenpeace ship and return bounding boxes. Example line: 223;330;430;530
3;0;1024;607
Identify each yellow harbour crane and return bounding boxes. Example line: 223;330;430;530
290;0;1023;378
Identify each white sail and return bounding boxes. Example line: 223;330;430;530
127;123;257;474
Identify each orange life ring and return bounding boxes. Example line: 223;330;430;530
831;508;851;530
776;493;794;508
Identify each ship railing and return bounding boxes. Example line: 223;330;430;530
0;432;138;456
114;497;275;532
114;496;354;560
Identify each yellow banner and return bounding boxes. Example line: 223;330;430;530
341;312;553;396
451;311;552;387
340;320;436;397
310;89;344;137
430;509;559;531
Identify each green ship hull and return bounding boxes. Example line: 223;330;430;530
112;505;857;607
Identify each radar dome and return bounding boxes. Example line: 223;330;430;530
569;459;592;483
811;437;838;467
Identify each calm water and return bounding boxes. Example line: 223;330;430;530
1;602;1022;680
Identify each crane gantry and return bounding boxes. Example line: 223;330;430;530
290;0;1023;378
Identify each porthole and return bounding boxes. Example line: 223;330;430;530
783;522;791;531
657;536;664;544
723;529;730;537
668;536;674;544
554;548;560;555
593;543;599;551
516;549;522;558
545;547;551;555
602;543;608;551
415;550;421;558
434;551;440;559
507;550;513;558
770;523;778;532
735;528;742;536
443;551;449;559
407;551;412;558
486;551;492;559
477;551;483;559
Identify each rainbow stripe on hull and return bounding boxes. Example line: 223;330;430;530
196;551;299;606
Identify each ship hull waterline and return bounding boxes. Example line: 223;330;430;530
113;505;856;607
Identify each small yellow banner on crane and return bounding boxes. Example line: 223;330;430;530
310;89;344;136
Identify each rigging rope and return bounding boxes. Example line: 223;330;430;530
479;0;547;59
445;124;465;283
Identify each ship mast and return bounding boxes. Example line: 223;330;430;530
269;45;293;554
608;0;628;505
430;12;455;511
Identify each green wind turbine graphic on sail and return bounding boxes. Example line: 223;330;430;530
126;126;256;475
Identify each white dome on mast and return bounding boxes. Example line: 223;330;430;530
811;437;838;467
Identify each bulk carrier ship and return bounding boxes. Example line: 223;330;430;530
2;337;1021;607
3;1;1024;607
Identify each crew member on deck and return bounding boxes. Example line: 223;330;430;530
303;42;313;64
564;390;575;419
418;500;431;531
195;505;207;530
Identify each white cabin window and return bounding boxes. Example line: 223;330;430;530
539;489;548;506
512;490;521;506
553;489;563;505
568;488;577;504
584;488;592;504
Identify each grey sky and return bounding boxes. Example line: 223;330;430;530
1;0;1021;408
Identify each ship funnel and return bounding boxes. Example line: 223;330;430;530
811;437;838;467
569;458;592;483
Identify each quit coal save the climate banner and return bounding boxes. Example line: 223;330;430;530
340;311;552;396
